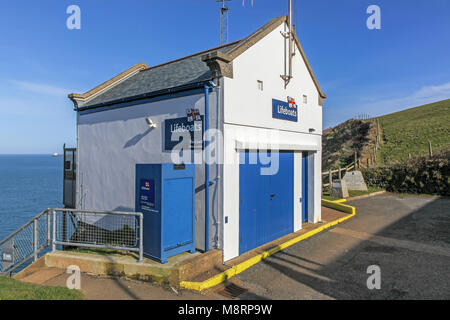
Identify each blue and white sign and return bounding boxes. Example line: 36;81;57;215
272;97;298;122
139;179;155;210
164;115;204;151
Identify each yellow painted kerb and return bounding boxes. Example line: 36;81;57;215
180;200;356;291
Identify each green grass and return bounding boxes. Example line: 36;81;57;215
348;186;384;197
323;187;384;200
377;99;450;164
0;276;84;300
322;194;340;201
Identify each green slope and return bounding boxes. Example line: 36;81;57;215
377;99;450;164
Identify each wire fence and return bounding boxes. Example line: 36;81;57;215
0;209;143;276
53;209;143;259
0;209;51;275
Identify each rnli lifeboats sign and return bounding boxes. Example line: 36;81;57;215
164;109;204;151
272;97;298;122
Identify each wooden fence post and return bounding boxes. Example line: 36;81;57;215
354;151;357;169
329;170;333;194
428;140;433;158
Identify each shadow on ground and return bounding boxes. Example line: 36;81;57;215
236;194;450;300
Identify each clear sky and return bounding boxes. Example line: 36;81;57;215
0;0;449;154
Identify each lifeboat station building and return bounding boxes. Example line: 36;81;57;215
68;16;326;262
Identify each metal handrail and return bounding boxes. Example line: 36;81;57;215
53;208;142;216
51;209;144;262
0;209;50;247
1;208;144;276
1;242;49;276
0;209;52;276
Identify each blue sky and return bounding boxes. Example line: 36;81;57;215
0;0;449;154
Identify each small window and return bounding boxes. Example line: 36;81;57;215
257;80;264;91
303;95;308;104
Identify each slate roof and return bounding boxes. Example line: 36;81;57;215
80;41;241;108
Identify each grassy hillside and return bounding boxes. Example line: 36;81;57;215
377;99;450;164
322;119;376;171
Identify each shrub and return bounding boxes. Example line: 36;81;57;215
361;150;450;196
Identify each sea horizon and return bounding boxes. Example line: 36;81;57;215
0;154;63;240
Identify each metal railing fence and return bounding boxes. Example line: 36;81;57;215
0;209;143;276
52;209;143;262
0;209;51;275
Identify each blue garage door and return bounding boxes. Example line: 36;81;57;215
239;151;294;255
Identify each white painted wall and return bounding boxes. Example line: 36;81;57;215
312;150;323;223
222;123;321;260
221;21;323;261
293;152;302;232
223;22;322;134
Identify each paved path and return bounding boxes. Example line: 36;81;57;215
42;271;207;300
234;194;450;300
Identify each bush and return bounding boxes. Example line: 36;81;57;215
361;150;450;196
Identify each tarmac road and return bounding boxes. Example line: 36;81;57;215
234;194;450;300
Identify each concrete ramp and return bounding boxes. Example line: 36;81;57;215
29;249;223;287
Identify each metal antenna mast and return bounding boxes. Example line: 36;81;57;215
242;0;254;6
217;0;231;45
217;0;254;45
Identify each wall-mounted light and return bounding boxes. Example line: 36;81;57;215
146;117;157;128
309;128;316;133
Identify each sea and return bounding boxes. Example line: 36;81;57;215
0;155;63;241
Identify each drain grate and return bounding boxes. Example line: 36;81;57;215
216;283;248;299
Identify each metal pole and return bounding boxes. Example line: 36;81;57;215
62;211;67;245
139;213;144;262
288;0;293;79
47;209;51;246
33;219;38;262
52;209;56;252
204;84;211;252
220;6;224;45
226;7;229;44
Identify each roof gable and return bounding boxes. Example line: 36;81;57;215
203;15;326;99
70;16;325;110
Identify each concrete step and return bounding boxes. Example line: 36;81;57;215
13;256;46;280
18;267;65;285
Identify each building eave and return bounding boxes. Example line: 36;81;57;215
77;80;211;112
68;62;149;108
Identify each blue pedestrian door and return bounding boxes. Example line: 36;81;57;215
239;151;294;255
302;153;309;222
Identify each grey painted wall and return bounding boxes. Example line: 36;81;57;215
76;90;221;251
